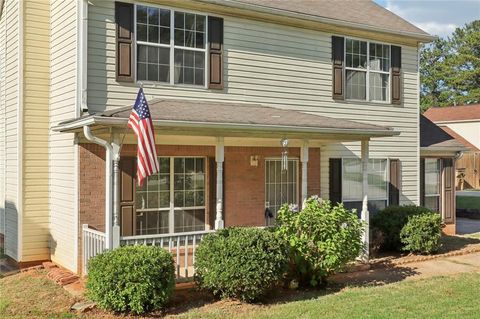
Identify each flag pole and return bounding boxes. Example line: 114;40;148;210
118;81;143;154
112;81;144;249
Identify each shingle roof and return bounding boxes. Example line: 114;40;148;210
227;0;430;37
424;104;480;122
440;126;479;152
420;115;468;152
104;98;395;133
55;99;398;138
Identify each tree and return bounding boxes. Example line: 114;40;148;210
420;20;480;112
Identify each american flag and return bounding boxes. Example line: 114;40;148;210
127;88;160;186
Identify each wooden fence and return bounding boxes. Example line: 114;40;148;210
456;152;480;190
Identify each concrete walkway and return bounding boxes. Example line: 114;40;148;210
457;217;480;235
331;252;480;286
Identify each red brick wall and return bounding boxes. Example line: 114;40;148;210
79;144;106;233
78;143;321;271
223;146;321;226
308;148;321;197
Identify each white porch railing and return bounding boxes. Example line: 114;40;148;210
82;224;107;275
120;230;215;280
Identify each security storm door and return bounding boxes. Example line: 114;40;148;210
265;159;298;226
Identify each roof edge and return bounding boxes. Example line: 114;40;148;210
198;0;436;42
53;115;400;138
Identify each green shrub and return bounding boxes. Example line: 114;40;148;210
400;213;443;254
371;205;434;251
276;197;364;288
86;245;175;314
194;227;288;302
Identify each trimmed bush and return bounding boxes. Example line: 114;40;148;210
86;245;175;314
371;205;434;251
194;227;288;302
400;213;443;254
276;197;364;288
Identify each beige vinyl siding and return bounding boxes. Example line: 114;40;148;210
21;0;50;262
320;46;419;204
3;0;19;261
49;0;77;272
0;0;6;242
87;1;420;206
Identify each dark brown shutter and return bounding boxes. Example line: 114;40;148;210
420;158;425;206
391;45;402;105
115;2;134;82
120;157;136;236
389;159;401;206
329;158;342;204
208;157;216;228
208;16;224;90
443;158;455;224
332;36;345;100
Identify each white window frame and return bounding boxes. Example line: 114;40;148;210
424;158;441;212
134;3;209;88
135;156;207;235
264;158;299;225
341;157;390;208
344;37;392;103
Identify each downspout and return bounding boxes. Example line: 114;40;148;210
75;0;89;272
79;0;88;114
83;126;113;250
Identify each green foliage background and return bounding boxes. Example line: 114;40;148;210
420;20;480;112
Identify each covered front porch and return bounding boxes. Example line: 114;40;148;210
53;99;398;277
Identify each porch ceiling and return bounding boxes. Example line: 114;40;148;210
53;99;398;141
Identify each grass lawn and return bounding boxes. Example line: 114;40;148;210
457;195;480;210
2;270;480;318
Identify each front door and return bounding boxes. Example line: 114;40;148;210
265;159;298;226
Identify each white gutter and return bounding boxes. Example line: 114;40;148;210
83;126;113;250
420;147;469;153
53;116;400;137
198;0;436;42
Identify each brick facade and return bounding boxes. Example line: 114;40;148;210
78;143;321;272
223;146;320;226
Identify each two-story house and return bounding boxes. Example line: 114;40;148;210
1;0;449;276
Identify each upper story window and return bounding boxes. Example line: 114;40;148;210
345;39;391;102
136;5;207;86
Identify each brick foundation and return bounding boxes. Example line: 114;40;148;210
443;223;456;236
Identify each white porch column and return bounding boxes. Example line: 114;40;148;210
111;133;121;249
361;139;370;260
301;140;309;208
215;137;225;229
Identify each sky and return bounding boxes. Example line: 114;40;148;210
374;0;480;38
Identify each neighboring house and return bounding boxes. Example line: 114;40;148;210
0;0;439;275
420;115;468;235
424;105;480;189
